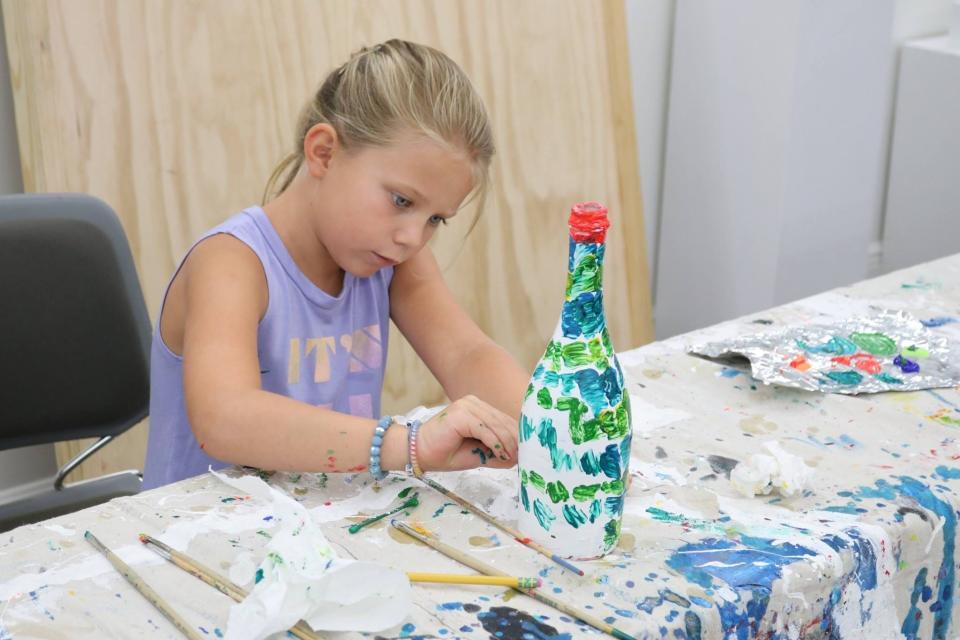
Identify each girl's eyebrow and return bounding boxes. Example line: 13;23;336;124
393;182;459;217
393;182;425;202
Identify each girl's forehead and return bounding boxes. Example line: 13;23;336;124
364;133;474;175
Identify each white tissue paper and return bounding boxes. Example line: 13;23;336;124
729;441;814;498
210;469;411;640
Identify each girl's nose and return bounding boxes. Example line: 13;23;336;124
393;219;426;248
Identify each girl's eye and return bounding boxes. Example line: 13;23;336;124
392;193;412;209
429;215;449;227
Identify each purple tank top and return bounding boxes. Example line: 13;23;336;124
143;207;393;489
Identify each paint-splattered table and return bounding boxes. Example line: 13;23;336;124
2;254;960;639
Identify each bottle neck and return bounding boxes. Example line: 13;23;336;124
565;237;605;299
559;236;607;341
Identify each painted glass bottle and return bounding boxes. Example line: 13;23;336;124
517;201;632;560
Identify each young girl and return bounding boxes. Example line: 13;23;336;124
143;39;530;489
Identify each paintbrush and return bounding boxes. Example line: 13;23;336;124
412;474;585;575
138;534;323;640
85;531;204;640
348;492;420;534
390;520;637;640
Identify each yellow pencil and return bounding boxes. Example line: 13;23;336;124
407;572;541;589
139;534;323;640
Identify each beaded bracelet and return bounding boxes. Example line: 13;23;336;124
369;415;397;481
405;419;423;477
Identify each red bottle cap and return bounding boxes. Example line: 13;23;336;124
568;201;610;243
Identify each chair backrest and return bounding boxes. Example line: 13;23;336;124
0;194;151;450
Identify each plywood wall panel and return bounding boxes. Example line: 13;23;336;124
3;0;651;480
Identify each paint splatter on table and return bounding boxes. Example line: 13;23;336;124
2;254;960;639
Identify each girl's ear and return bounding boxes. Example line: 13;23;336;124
303;123;339;178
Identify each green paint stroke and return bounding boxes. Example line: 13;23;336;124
850;332;898;356
825;370;863;386
572;479;625;502
903;345;930;359
524;383;535;400
601;329;614;357
537;387;553;410
874;372;903;385
556;397;629;445
566;248;602;298
544;338;610;370
528;470;547;491
558;396;596;444
533;498;556;531
520;483;530;512
546;480;569;503
559;341;592;367
933;414;960;427
603;519;620;547
646;507;731;535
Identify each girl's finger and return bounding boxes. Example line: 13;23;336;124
461;397;517;460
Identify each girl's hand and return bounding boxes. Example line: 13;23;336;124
415;396;519;471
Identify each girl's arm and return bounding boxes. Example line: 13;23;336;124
179;235;514;472
390;246;530;419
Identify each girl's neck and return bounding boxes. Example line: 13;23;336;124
262;181;345;296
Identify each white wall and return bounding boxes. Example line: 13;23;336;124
880;1;960;272
0;5;58;499
626;0;955;340
624;0;676;303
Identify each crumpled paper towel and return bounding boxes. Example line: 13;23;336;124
210;469;411;639
729;441;814;498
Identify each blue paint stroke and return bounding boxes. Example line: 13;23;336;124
797;336;858;356
599;443;622;479
925;389;960;410
902;567;929;639
561;292;605;339
572;368;623;414
894;354;920;374
684;610;703;640
533;497;557;531
920;317;958;328
935;465;960;480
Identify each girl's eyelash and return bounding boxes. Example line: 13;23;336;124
430;216;449;227
392;193;413;208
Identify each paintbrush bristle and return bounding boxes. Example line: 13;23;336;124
138;533;149;544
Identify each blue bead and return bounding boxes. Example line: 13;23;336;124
371;446;380;456
372;435;383;446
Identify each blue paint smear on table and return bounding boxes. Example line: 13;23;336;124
667;535;817;638
477;606;573;639
852;477;956;640
920;317;958;328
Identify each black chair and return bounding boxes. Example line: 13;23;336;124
0;193;150;531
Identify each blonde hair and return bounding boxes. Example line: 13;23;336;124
263;39;494;204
